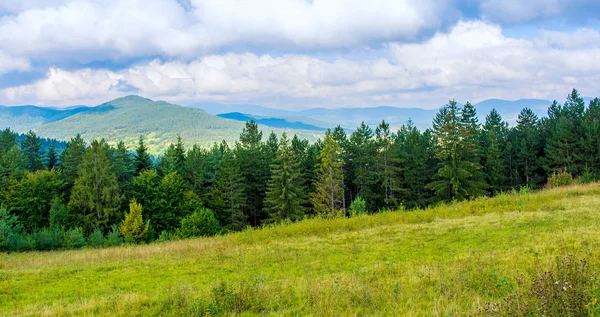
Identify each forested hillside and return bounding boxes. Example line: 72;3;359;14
0;88;598;253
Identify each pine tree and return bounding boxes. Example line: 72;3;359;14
265;133;308;223
0;128;17;154
112;141;134;186
59;134;86;193
119;199;149;242
347;122;376;209
310;130;345;218
209;143;247;231
237;120;267;227
21;130;44;172
480;109;508;193
395;122;436;208
375;120;400;209
582;98;600;174
158;136;185;176
69;139;121;233
46;142;58;170
0;145;23;189
134;136;153;174
427;100;487;201
515;108;543;185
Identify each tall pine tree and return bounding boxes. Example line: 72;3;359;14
310;130;345;218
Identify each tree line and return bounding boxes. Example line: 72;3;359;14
1;88;599;252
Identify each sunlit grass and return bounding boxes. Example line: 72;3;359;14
2;183;600;316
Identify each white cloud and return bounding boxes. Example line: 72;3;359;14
0;51;30;74
0;0;454;65
2;21;599;109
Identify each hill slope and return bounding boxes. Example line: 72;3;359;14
35;96;321;154
0;105;90;132
3;183;600;316
217;112;327;131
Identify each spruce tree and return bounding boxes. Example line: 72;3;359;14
237;120;267;226
158;136;185;176
46;142;58;170
113;141;134;186
21;130;44;172
0;128;17;154
69;139;121;233
375;120;400;209
347;122;376;209
59;134;86;193
209;143;247;231
134;136;153;174
427;100;487;201
265;133;308;223
515;108;543;185
310;130;345;218
480;109;508;193
582;98;600;174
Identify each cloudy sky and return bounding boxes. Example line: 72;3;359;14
0;0;599;109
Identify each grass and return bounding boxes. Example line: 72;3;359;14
2;183;600;316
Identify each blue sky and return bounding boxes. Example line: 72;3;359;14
0;0;598;109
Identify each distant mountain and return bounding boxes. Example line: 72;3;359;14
0;105;90;132
189;102;298;117
29;96;321;154
218;112;327;131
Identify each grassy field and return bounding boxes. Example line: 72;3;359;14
2;184;600;316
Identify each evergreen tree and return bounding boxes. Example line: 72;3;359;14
427;100;487;201
0;128;17;154
582;98;600;174
0;145;23;189
154;172;190;232
134;136;153;174
21;130;44;172
395;122;436;208
69;139;121;233
480;109;508;193
310;130;345;218
375;120;400;209
237;120;267;226
119;199;149;242
112;141;134;186
158;136;185;176
347;122;377;209
46;142;59;170
127;169;161;228
209;144;247;231
515;108;543;185
265;133;308;223
59;134;86;193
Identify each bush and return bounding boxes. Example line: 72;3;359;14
546;170;575;188
179;208;221;238
158;230;171;242
64;228;86;249
88;227;105;248
33;227;64;251
0;207;25;252
348;196;367;216
119;199;149;243
49;197;69;229
104;224;124;247
479;255;598;316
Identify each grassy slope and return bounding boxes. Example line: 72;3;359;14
2;184;600;316
34;96;321;155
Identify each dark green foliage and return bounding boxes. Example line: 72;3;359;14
64;228;86;249
0;207;24;252
347;122;377;209
113;141;134;186
69;139;121;233
310;130;345;218
427;100;487;201
46;142;59;170
154;172;190;232
265;133;307;223
88;228;106;248
515;108;544;185
480;109;508;193
0;128;18;153
375;120;401;209
237;121;268;226
179;208;221;238
134;136;153;174
104;224;124;247
21;130;45;172
49;197;70;229
33;227;64;251
5;170;63;230
59;134;86;192
158;135;185;176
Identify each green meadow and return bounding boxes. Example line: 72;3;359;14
2;183;600;316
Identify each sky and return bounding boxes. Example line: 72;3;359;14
0;0;599;109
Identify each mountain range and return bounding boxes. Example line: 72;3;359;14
0;96;594;154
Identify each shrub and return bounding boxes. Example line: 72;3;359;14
64;228;86;249
0;207;25;252
88;227;105;248
179;208;221;238
546;170;574;188
33;227;64;251
348;196;367;216
158;230;171;242
479;255;598;316
119;199;149;243
104;224;124;247
49;197;69;229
